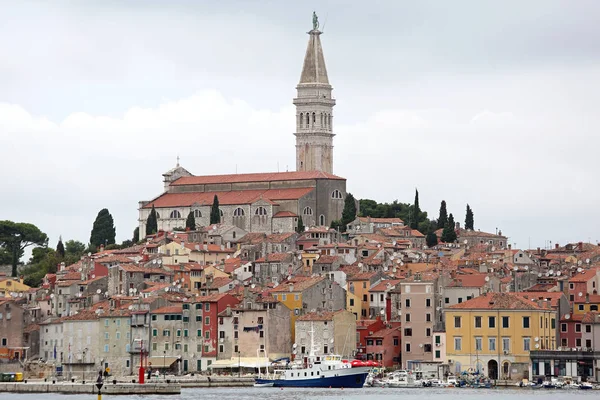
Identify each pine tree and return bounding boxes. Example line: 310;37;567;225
89;208;116;248
210;195;221;225
441;213;457;243
340;193;357;232
133;227;139;243
410;189;421;230
297;216;305;233
465;204;474;230
437;200;448;229
56;236;65;258
426;232;438;248
186;211;196;230
146;205;158;236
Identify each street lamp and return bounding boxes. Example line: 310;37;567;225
163;350;166;380
82;348;88;383
238;351;241;378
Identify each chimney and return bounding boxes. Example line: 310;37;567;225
537;247;541;254
555;243;559;249
100;244;105;252
508;244;512;250
579;242;584;251
586;293;590;303
455;222;460;230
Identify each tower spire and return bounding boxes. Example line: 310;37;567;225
294;12;336;174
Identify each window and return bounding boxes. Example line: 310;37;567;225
152;315;157;321
1;338;6;346
579;304;584;311
586;339;592;348
502;337;510;352
454;316;461;328
502;316;509;328
104;319;109;327
475;337;482;351
393;337;399;346
551;318;556;329
205;316;210;325
522;316;530;328
426;328;431;337
586;325;592;333
233;208;245;217
349;299;354;306
404;328;412;337
319;215;325;226
170;210;181;219
163;329;170;337
444;297;449;304
205;330;210;339
104;332;109;339
488;316;496;328
116;332;120;340
489;337;496;351
435;350;441;358
426;314;431;322
331;190;343;199
375;340;383;346
426;298;431;307
405;343;411;352
104;345;109;353
569;283;574;289
194;209;202;218
561;323;567;332
255;207;267;216
457;297;463;303
176;329;181;337
576;324;581;333
303;207;313;216
405;313;411;322
576;338;582;347
152;329;158;337
454;337;462;351
475;316;482;328
205;303;210;311
523;337;531;351
435;335;441;344
165;343;169;351
197;329;202;337
405;299;411;308
195;304;202;310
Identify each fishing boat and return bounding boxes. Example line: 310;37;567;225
254;323;371;388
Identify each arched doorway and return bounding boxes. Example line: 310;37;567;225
502;361;511;379
488;360;498;379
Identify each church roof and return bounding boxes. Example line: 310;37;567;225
143;188;314;209
171;171;344;186
299;30;329;85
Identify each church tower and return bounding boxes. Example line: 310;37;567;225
294;13;336;174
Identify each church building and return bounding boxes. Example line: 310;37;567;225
138;19;347;235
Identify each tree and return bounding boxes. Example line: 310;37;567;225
0;248;11;265
330;219;344;232
65;240;86;257
56;236;65;258
410;189;421;230
186;211;196;230
297;216;305;233
89;209;116;248
441;213;457;243
437;200;448;229
210;195;221;225
146;205;158;236
0;221;48;277
340;193;357;232
133;227;140;243
426;232;438;248
465;204;474;230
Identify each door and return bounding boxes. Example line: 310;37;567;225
488;360;498;379
183;359;188;372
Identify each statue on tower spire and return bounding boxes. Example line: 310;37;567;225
312;11;319;31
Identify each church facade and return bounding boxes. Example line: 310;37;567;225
138;21;346;235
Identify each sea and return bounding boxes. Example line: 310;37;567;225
2;387;599;400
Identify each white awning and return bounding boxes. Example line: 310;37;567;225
209;357;271;369
140;356;179;368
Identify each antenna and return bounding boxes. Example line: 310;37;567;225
321;12;329;32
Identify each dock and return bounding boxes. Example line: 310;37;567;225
0;382;181;395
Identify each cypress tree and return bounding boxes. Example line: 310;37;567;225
465;204;474;230
426;232;438;248
410;189;421;230
186;211;196;230
89;208;116;248
133;227;140;243
437;200;448;229
297;216;305;233
146;205;158;236
441;213;457;243
56;236;65;258
210;195;221;225
341;193;357;232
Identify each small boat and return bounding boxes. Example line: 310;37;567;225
253;382;274;387
579;382;593;390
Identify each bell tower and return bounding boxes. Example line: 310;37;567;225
294;12;336;174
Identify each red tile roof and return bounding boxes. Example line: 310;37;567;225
144;188;314;208
273;211;298;218
358;217;404;224
151;305;183;314
172;171;345;186
447;274;488;288
255;253;291;263
448;292;542;310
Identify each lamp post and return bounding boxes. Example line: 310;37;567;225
163;350;166;380
238;351;241;377
82;348;88;383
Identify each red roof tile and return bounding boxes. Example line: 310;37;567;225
151;305;183;314
172;171;345;186
448;292;542;310
273;211;298;218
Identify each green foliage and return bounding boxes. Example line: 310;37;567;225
0;220;48;276
437;200;448;229
426;232;438;247
297;216;305;233
465;204;474;230
330;219;344;231
0;248;11;265
120;240;134;249
411;189;421;229
358;198;429;234
133;227;140;243
146;205;158;236
441;213;457;243
22;247;61;287
419;219;438;235
210;195;221;225
340;193;357;232
65;240;85;257
186;211;196;230
89;209;116;248
56;237;65;258
105;244;121;250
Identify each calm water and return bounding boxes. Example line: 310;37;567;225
2;387;599;400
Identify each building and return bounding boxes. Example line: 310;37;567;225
446;292;557;380
346;217;404;236
0;299;26;361
364;326;402;367
138;20;346;236
295;310;356;358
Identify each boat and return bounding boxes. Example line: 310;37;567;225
381;370;426;388
254;323;371;388
579;382;593;390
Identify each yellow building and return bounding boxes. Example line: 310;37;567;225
446;292;556;380
346;272;377;320
346;290;362;319
189;264;229;292
0;277;30;297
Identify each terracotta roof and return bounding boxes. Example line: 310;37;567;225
255;253;291;263
569;268;598;283
574;294;600;304
184;243;235;253
447;274;488;288
151;305;183;314
273;211;298;218
207;277;233;288
314;255;341;264
581;312;600;324
517;292;565;307
270;276;325;293
172;171;345;186
347;272;377;281
357;217;404;224
366;327;401;338
297;310;346;321
266;233;297;243
448;292;543;310
370;280;401;292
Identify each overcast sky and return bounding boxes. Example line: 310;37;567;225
1;0;600;253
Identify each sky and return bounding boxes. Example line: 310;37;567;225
1;0;600;254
